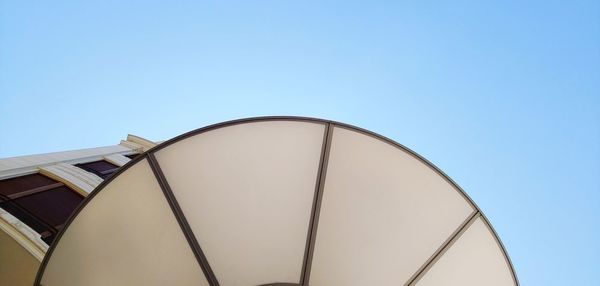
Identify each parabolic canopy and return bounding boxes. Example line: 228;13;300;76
35;117;518;286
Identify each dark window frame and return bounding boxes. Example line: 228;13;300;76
0;173;84;244
75;160;120;179
125;153;141;160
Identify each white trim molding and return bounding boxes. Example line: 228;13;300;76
38;163;103;196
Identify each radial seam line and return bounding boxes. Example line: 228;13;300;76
404;210;480;286
147;153;220;286
300;123;334;286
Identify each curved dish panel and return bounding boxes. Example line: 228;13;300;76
35;117;518;286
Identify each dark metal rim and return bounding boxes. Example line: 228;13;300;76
33;115;519;286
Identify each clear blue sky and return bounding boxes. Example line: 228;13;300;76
1;1;598;285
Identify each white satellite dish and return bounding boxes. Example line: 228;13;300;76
34;117;518;286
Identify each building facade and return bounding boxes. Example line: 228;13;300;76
0;135;158;286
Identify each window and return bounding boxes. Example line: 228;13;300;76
75;160;120;179
125;153;141;160
0;174;84;244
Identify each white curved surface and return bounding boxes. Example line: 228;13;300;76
38;119;517;286
40;159;209;286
